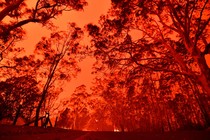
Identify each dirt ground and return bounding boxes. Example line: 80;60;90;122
0;125;210;140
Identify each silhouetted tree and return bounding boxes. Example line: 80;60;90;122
87;0;210;131
34;25;83;126
0;0;87;71
0;75;40;123
87;0;210;93
57;108;72;129
68;85;90;130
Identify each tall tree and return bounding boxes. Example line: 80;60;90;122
0;0;87;70
68;85;90;130
87;0;210;94
34;24;83;126
87;0;210;131
56;85;90;130
0;23;83;126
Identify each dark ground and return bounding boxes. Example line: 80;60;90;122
0;125;210;140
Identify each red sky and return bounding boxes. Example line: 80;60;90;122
16;0;111;99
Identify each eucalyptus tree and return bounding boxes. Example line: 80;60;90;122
87;0;210;130
34;24;83;126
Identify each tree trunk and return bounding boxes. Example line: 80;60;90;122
34;55;61;126
13;104;22;125
54;116;58;127
192;84;210;127
34;89;47;126
166;112;172;132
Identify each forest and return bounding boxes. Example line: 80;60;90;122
0;0;210;133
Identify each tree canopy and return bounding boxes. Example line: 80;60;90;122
86;0;210;131
0;0;209;132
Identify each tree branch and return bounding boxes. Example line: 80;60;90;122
167;0;185;30
194;18;210;49
193;0;209;49
1;18;41;38
132;56;195;78
0;0;24;21
157;14;180;34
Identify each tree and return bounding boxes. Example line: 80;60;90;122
68;85;90;130
0;1;88;116
90;67;210;131
0;22;84;127
89;70;138;131
34;24;83;126
86;0;210;131
56;85;90;130
0;0;87;70
56;108;72;129
0;75;40;123
87;0;210;93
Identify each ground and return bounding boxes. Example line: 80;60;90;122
0;125;210;140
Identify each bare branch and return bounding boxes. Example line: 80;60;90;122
167;0;185;30
0;37;15;54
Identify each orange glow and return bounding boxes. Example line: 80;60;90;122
16;0;111;98
1;0;210;133
9;0;210;99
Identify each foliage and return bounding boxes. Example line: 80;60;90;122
0;0;88;128
0;0;87;42
57;85;90;130
0;23;84;126
87;0;210;131
0;75;40;122
0;0;87;72
34;24;84;126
